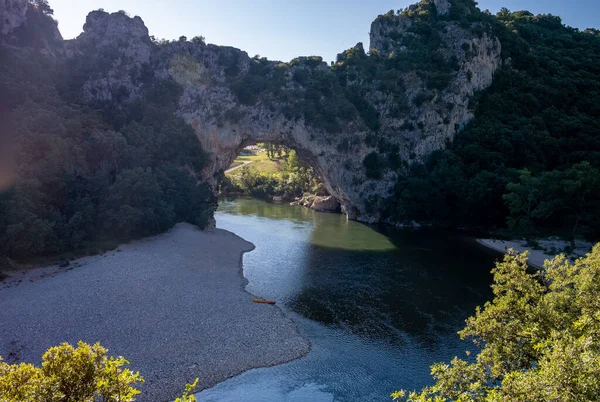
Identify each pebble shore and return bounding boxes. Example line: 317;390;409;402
0;223;310;401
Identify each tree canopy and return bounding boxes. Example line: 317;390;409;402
0;10;215;264
0;341;198;402
383;7;600;241
393;244;600;401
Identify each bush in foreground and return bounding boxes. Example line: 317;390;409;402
393;244;600;401
0;341;197;401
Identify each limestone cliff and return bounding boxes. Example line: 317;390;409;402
2;0;502;223
0;0;61;46
0;0;27;35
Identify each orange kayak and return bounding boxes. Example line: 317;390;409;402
252;298;276;305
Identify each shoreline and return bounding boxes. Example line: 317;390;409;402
476;238;593;270
0;223;310;401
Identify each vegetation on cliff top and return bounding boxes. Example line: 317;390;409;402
224;0;486;136
383;6;600;243
2;0;600;261
0;4;214;265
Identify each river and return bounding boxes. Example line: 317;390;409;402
196;198;497;402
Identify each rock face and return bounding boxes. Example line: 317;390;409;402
0;0;62;46
2;0;502;224
432;0;451;15
75;10;152;103
0;0;27;35
291;195;341;213
367;11;501;164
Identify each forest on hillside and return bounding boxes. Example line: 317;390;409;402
1;0;600;265
0;2;215;266
381;2;600;243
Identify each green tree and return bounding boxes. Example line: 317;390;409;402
536;162;600;246
0;341;143;401
29;0;54;15
191;36;205;45
0;342;200;401
103;168;169;238
502;169;540;236
0;47;214;261
363;152;383;179
393;244;600;401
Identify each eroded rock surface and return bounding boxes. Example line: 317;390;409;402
0;0;27;35
2;0;502;223
291;195;341;213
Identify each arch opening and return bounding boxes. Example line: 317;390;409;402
218;142;341;214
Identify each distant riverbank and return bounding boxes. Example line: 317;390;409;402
477;238;594;269
0;223;309;401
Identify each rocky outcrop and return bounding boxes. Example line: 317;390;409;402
2;0;502;224
74;10;152;103
0;0;62;47
0;0;27;35
291;195;341;213
432;0;451;15
368;10;501;162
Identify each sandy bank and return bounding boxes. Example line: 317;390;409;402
0;223;310;401
477;238;593;269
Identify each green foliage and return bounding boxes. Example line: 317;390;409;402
344;85;380;131
363;152;383;179
223;150;321;200
0;342;201;401
290;62;358;134
29;0;54;16
504;163;600;243
0;46;214;261
218;51;241;77
394;245;600;401
174;378;199;402
385;9;600;239
413;91;434;106
226;166;279;198
0;341;143;401
191;36;205;45
502;169;540;235
227;1;486;135
7;2;61;48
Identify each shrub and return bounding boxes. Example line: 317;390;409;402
191;36;205;45
0;341;143;401
413;91;434;106
0;342;199;401
393;245;600;401
363;152;383;179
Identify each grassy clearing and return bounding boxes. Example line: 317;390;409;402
228;151;286;175
228;161;244;170
251;160;284;174
232;151;270;163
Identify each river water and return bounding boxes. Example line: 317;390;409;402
196;198;497;402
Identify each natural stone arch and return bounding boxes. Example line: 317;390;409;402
70;5;501;223
189;107;365;220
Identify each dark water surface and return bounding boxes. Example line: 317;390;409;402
196;198;497;402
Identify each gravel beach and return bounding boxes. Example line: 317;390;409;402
0;223;310;401
477;238;593;269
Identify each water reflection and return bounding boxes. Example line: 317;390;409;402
197;198;495;401
219;198;395;251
